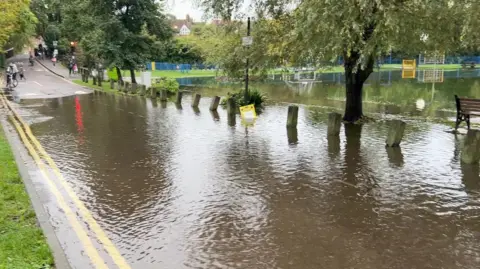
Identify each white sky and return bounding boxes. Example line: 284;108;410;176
165;0;205;21
164;0;254;22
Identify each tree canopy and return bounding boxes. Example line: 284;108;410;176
0;0;37;52
196;0;480;121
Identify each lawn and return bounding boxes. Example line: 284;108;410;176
104;63;470;81
142;64;465;78
0;126;54;269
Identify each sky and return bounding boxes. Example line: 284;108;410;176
164;0;255;22
165;0;205;21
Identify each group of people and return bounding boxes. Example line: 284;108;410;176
52;54;78;76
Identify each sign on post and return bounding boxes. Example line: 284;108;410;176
240;104;257;126
242;36;253;46
240;104;257;119
53;41;58;47
141;72;152;88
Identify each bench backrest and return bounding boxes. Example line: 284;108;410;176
455;95;480;112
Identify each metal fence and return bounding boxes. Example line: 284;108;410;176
145;62;217;71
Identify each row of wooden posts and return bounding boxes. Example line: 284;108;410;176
286;105;407;148
81;69;477;165
286;105;480;165
80;67;233;114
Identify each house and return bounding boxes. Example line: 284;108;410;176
178;24;191;36
172;15;194;36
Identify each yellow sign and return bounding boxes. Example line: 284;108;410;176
402;59;416;69
239;104;257;119
239;104;257;127
402;69;416;79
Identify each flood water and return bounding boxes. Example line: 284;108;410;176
14;70;480;268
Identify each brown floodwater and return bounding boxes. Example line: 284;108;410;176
15;91;480;269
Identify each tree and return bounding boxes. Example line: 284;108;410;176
198;0;478;122
6;7;38;52
88;0;173;83
0;0;31;50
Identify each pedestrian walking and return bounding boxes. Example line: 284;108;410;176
73;63;78;74
18;63;25;80
68;56;76;76
52;56;57;66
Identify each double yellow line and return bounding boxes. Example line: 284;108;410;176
0;94;131;269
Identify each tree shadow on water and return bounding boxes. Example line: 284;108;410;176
344;123;363;181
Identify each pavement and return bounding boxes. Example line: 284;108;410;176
6;54;92;99
35;57;80;79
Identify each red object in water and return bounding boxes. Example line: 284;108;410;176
75;97;84;144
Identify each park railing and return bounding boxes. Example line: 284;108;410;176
145;62;216;71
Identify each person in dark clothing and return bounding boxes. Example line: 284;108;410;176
68;56;76;76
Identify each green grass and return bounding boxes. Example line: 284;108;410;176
316;64;465;73
73;79;117;93
0;126;54;269
109;63;472;80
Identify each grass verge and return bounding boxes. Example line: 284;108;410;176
73;79;116;93
0;125;54;269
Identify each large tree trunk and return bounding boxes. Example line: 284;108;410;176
129;68;136;84
116;66;123;83
343;51;375;122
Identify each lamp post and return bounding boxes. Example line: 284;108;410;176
70;41;76;54
244;17;251;103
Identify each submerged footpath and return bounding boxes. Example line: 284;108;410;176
0;124;54;268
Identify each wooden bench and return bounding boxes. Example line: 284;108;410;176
455;95;480;130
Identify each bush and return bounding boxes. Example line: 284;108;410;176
107;68;118;81
221;87;267;108
153;77;179;93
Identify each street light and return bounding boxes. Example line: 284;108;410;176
70;41;76;54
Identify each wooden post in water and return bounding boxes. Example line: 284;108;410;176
192;93;201;107
327;112;342;136
81;68;85;82
176;91;183;104
286;105;299;128
287;126;298;144
210;96;221;111
226;97;236;126
116;81;122;91
226;97;236;116
139;85;146;96
110;79;115;90
130;83;137;94
149;87;157;98
461;130;480;164
160;90;168;101
385;120;406;147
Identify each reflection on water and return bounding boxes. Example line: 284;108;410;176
186;69;480;120
16;91;480;268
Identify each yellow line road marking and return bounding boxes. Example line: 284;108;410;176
1;94;131;269
5;113;109;269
